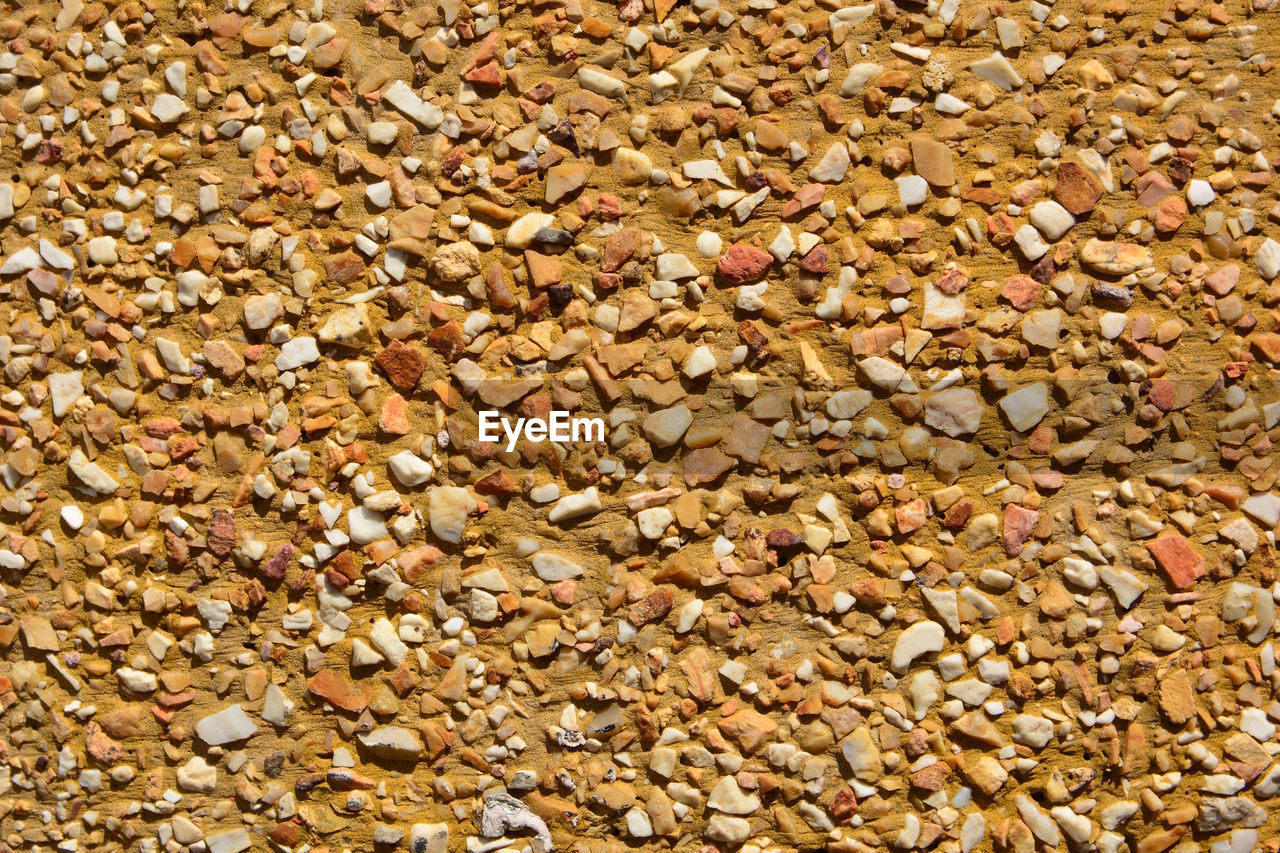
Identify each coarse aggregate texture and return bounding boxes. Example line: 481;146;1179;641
3;0;1280;852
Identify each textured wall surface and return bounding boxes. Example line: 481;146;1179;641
2;0;1280;852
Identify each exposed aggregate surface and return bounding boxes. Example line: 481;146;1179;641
4;0;1280;852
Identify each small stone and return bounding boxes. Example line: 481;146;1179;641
176;756;217;792
275;336;320;371
706;776;760;814
897;174;929;206
970;52;1023;90
243;292;283;330
545;163;588;203
409;824;449;853
68;448;120;494
373;826;405;846
718;708;777;754
87;236;118;265
21;615;58;651
613;147;653;185
203;340;245;377
1001;275;1041;310
60;505;84;531
912;761;950;791
1153;195;1187;233
636;507;674;539
1197;798;1266;832
1186;179;1216;208
1013;224;1050;260
308;669;368;713
325;250;364;283
470;589;499;622
389;450;433;486
826;389;873;419
367;121;398;144
627;586;674;625
366;181;392;208
358;725;424;761
48;371;83;419
924;388;984;437
150;93;189;122
1256;238;1280;279
626;808;654;838
923;283;965;329
196;704;257;745
643;404;693;447
891;620;945;673
656;252;700;280
1080;238;1153;276
548;487;603;523
717;245;773;285
428;486;477;543
999;384;1050;431
206;830;251;853
963;755;1009;795
383;80;443;129
809;142;850;183
1147;533;1205;589
859;356;906;390
1052;162;1104;214
1206;264;1240;296
532;552;585;581
348;506;388;544
1024;308;1064;348
910;137;955;186
375;340;425;391
683;345;716;379
1029;200;1074;240
1243;493;1280;527
431;241;481;283
506;213;556;249
480;794;553;851
683;448;735;485
1158;668;1196;724
370;618;408;665
695;231;723;257
840;727;883;782
318;304;373;348
1015;794;1062;847
705;815;751;844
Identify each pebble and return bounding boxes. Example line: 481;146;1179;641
642;405;693;447
274;336;320;370
896;175;928;206
1028;200;1074;240
531;552;585;581
366;180;393;208
195;704;257;745
357;725;423;760
547;487;603;523
47;370;83;418
1080;238;1153;275
998;384;1050;431
428;486;476;543
367;121;398;144
388;450;434;486
149;93;189;122
383;80;443;128
243;292;283;330
431;240;481;283
891;621;945;673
